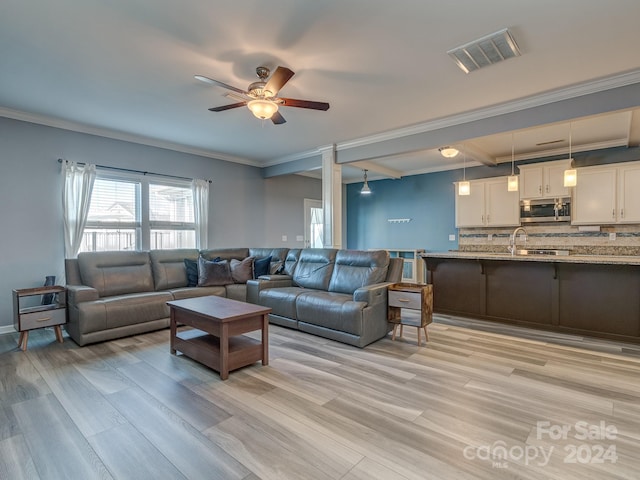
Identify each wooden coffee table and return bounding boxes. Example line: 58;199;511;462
167;296;271;380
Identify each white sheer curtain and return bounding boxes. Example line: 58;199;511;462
62;161;96;258
192;179;209;249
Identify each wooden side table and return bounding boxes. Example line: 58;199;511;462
388;282;433;345
13;286;66;351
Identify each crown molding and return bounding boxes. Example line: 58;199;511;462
335;69;640;152
0;107;259;167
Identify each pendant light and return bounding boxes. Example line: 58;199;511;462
458;147;470;196
360;169;372;195
563;122;577;187
507;132;519;192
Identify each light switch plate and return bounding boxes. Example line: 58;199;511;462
281;235;287;242
296;235;303;242
488;234;493;241
609;232;616;241
449;234;456;241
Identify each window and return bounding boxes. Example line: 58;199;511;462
149;183;195;249
79;174;196;252
81;177;140;252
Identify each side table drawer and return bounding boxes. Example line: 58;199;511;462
388;290;421;310
19;308;66;331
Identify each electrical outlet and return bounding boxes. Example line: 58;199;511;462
296;235;303;242
448;234;456;241
281;235;287;242
488;234;493;241
609;232;616;241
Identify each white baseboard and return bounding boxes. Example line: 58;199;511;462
0;325;16;335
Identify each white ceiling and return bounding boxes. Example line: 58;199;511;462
2;1;640;182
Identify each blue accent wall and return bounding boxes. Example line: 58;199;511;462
347;163;517;251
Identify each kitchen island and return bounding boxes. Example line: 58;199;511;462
422;251;640;343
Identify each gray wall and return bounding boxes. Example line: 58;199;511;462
0;117;320;330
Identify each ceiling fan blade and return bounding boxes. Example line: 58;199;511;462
225;92;252;102
271;111;286;125
264;66;295;96
194;75;248;95
208;101;247;112
279;98;330;111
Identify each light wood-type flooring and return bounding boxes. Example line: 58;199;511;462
1;313;640;480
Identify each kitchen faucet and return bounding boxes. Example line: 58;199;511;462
508;226;528;255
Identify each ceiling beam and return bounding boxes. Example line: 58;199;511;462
348;160;403;179
461;143;496;166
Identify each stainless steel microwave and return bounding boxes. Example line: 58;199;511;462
520;197;571;223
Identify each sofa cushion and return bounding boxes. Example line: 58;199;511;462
284;249;301;276
77;291;173;333
230;257;255;283
150;249;200;290
169;286;226;300
225;283;247;302
258;287;307;319
198;257;233;286
328;250;390;294
78;251;155;297
249;248;289;274
296;291;367;336
292;248;337;290
200;248;250;262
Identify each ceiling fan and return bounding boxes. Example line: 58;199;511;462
194;66;330;125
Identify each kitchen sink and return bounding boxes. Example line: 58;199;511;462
515;249;570;256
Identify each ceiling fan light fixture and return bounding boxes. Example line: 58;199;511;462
439;146;459;158
247;99;279;120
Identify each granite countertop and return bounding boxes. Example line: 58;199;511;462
421;251;640;266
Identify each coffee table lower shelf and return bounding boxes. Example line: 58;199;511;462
173;329;264;377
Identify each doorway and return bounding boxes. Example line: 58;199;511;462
303;199;323;248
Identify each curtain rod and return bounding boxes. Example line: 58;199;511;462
57;159;212;183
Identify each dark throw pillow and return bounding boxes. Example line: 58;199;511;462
184;258;198;287
253;256;272;278
230;256;255;284
197;256;232;286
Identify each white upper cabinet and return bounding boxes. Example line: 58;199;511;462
572;161;640;225
618;162;640;223
571;166;617;225
518;159;572;199
455;177;520;228
455;180;485;227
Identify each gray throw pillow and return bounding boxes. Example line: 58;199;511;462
197;257;233;286
270;261;284;275
230;257;255;284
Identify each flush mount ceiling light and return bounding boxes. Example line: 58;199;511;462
439;146;459;158
448;28;521;74
247;99;279;120
361;169;372;195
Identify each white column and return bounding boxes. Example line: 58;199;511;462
320;145;342;249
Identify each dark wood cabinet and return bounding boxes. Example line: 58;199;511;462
424;256;640;343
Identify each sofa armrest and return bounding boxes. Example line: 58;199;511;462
353;282;390;306
246;276;293;304
257;274;293;282
66;285;100;304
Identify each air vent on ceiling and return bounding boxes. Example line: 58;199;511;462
447;28;521;74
